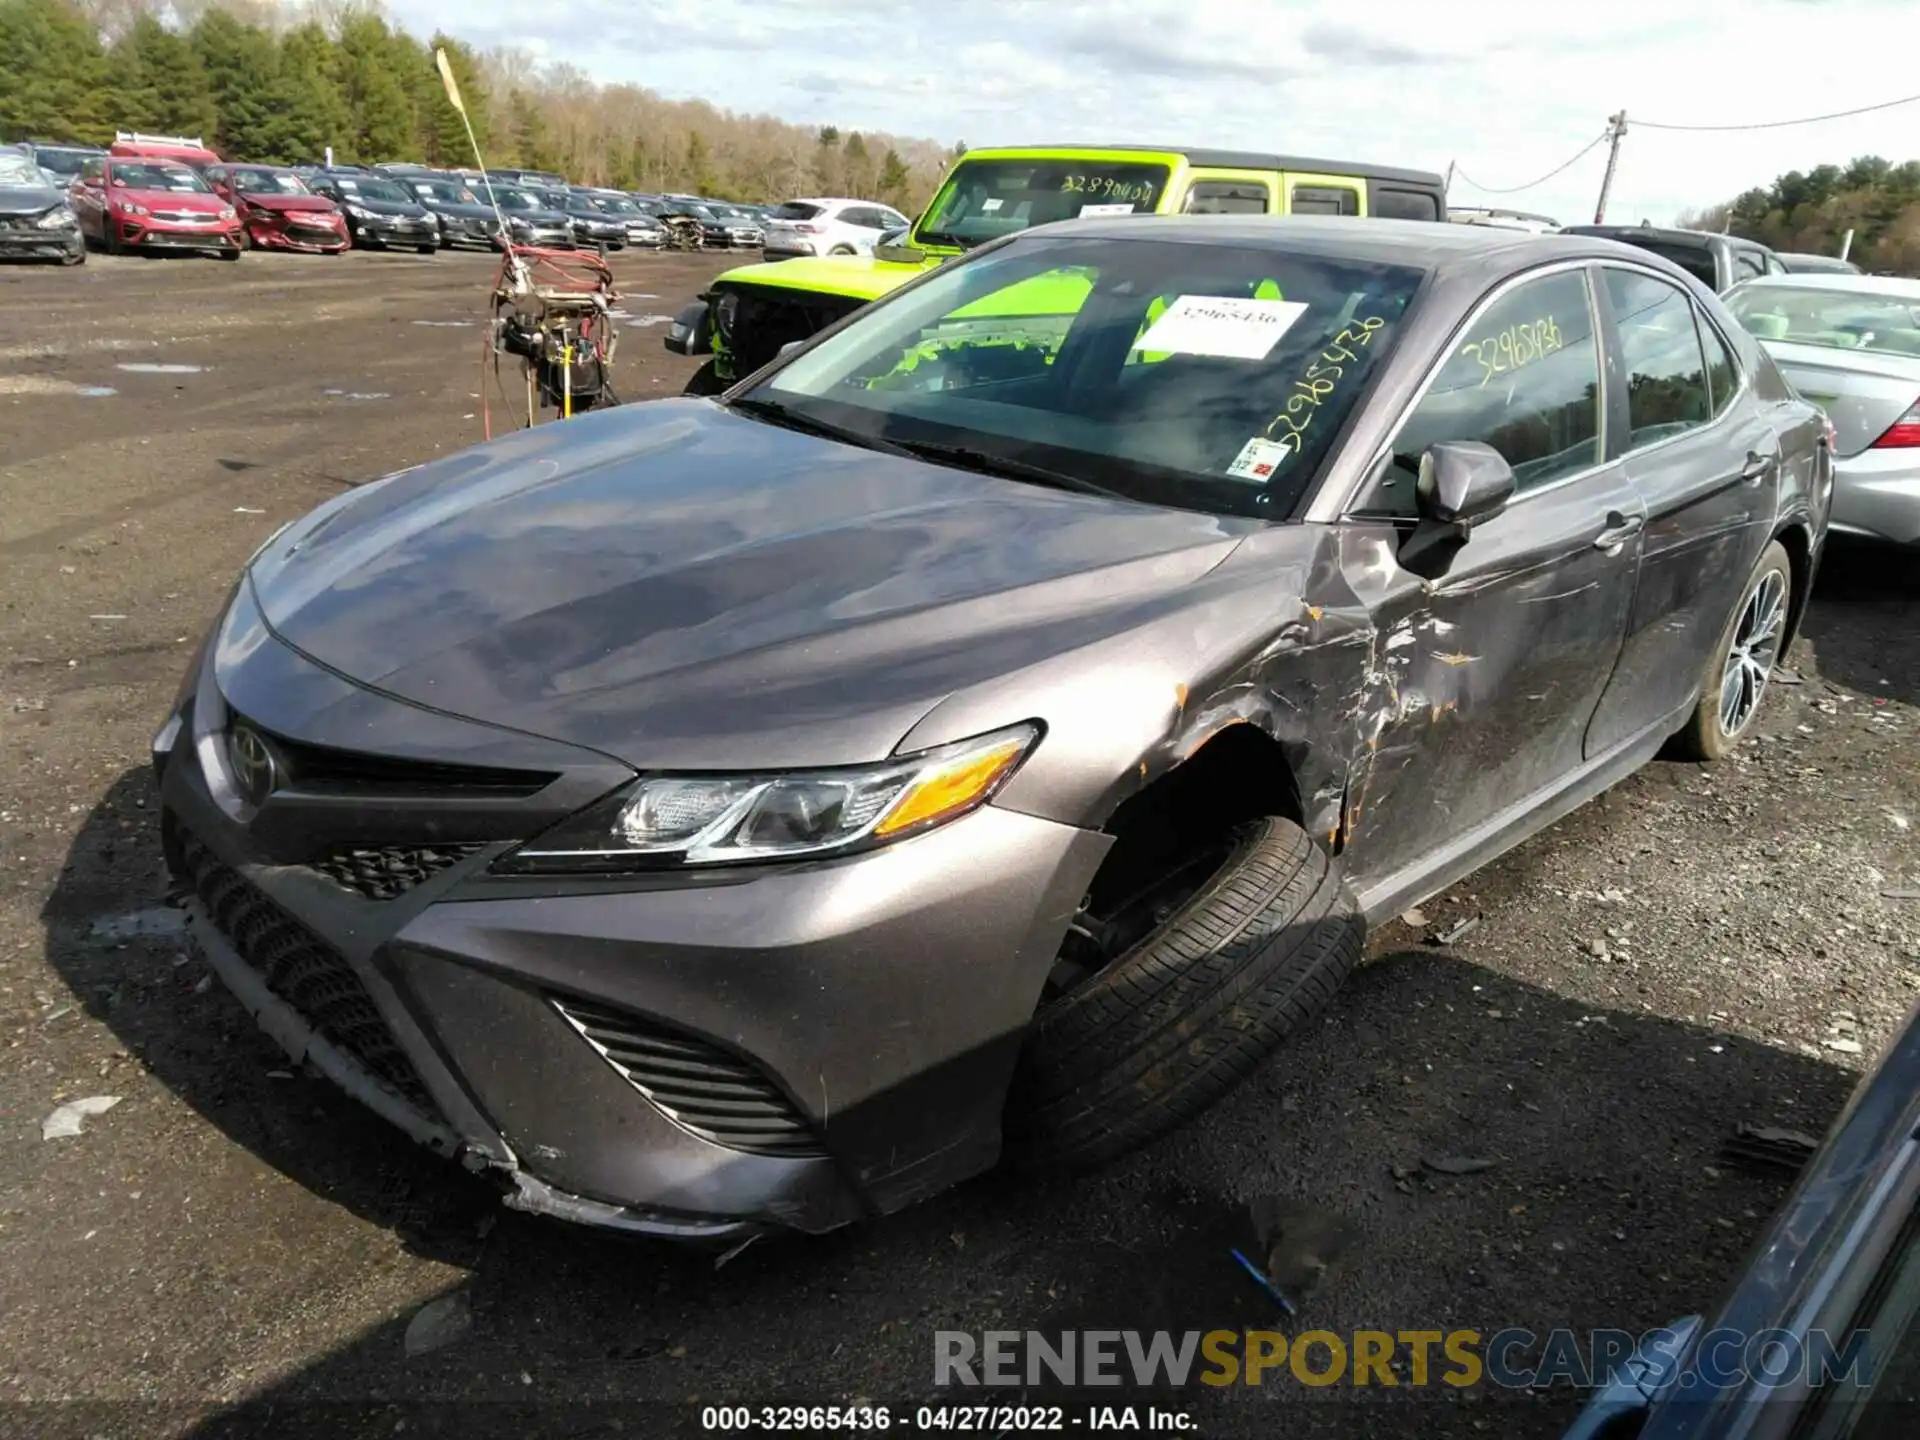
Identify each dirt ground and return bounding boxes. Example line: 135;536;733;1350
1;246;1916;1440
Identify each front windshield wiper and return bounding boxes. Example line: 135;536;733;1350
887;439;1131;502
724;396;916;457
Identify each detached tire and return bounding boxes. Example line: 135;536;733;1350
1670;539;1793;762
1005;816;1362;1173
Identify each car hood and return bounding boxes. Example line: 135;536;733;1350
341;196;429;217
424;201;495;220
242;193;337;214
123;188;224;211
0;182;66;216
248;399;1251;770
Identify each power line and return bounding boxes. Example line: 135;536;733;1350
1633;89;1920;132
1452;133;1609;195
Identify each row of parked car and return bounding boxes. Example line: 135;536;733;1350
0;131;912;265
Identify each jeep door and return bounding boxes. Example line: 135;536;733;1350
1331;264;1645;897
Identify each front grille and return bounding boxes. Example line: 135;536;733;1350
165;817;444;1119
309;844;485;900
151;211;215;223
552;998;824;1158
229;715;556;799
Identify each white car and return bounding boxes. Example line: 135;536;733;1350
761;197;913;258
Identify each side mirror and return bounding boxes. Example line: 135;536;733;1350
876;237;926;264
1398;441;1515;579
778;340;806;358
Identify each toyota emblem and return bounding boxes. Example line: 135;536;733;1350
227;724;277;807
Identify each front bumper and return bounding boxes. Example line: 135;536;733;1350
440;220;502;250
247;216;349;252
1831;447;1920;546
0;220;83;259
349;215;437;247
152;601;1106;1238
119;217;241;251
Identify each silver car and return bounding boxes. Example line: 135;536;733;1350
1726;272;1920;546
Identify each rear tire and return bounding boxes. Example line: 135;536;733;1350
1004;815;1362;1172
1671;539;1793;761
828;243;856;255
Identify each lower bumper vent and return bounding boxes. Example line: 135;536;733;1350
552;997;824;1158
165;817;444;1120
309;844;484;901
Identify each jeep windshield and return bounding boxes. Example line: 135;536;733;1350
915;159;1172;250
749;233;1422;521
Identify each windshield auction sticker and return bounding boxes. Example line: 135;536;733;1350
1131;296;1310;360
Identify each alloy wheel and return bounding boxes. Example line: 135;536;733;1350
1718;568;1787;738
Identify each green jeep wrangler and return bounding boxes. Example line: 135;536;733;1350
663;144;1447;393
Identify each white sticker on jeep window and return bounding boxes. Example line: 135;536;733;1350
981;197;1004;212
1131;295;1309;360
1079;202;1136;217
1225;436;1293;482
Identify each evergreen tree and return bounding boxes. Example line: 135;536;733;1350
876;147;911;208
0;0;107;143
113;14;217;141
277;22;351;164
684;130;714;193
502;87;556;172
336;12;412;162
384;26;436;161
192;8;285;161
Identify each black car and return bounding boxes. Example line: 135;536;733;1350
0;147;84;264
306;171;439;253
156;217;1828;1242
534;188;626;251
576;189;666;248
395;174;504;251
22;140;105;188
475;183;575;249
1561;224;1788;294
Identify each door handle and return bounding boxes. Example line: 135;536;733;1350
1592;512;1645;552
1740;451;1776;484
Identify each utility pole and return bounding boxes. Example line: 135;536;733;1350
1594;111;1627;224
1443;159;1455;201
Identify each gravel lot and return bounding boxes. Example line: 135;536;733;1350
1;247;1916;1440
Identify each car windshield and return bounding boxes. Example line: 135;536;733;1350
112;163;210;193
489;188;541;212
1612;237;1718;287
0;155;47;187
331;177;411;204
916;158;1172;249
593;195;638;214
231;168;309;195
753;234;1423;521
1728;283;1920;356
408;180;473;204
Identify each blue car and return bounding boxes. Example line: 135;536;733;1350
1564;1000;1920;1438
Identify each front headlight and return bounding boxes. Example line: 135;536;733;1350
34;206;79;229
714;290;740;343
495;722;1039;873
346;204;375;220
217;206;236;221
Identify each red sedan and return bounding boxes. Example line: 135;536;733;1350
68;157;241;259
206;165;350;254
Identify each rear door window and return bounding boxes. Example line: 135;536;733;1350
1603;268;1714;448
1184;181;1272;215
1288;183;1362;217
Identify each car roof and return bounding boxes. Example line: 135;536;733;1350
1730;271;1920;299
962;145;1443;186
1034;213;1621;264
1562;223;1769;251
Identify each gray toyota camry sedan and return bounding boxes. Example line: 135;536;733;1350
154;216;1831;1241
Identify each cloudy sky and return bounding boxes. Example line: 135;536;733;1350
387;0;1917;225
